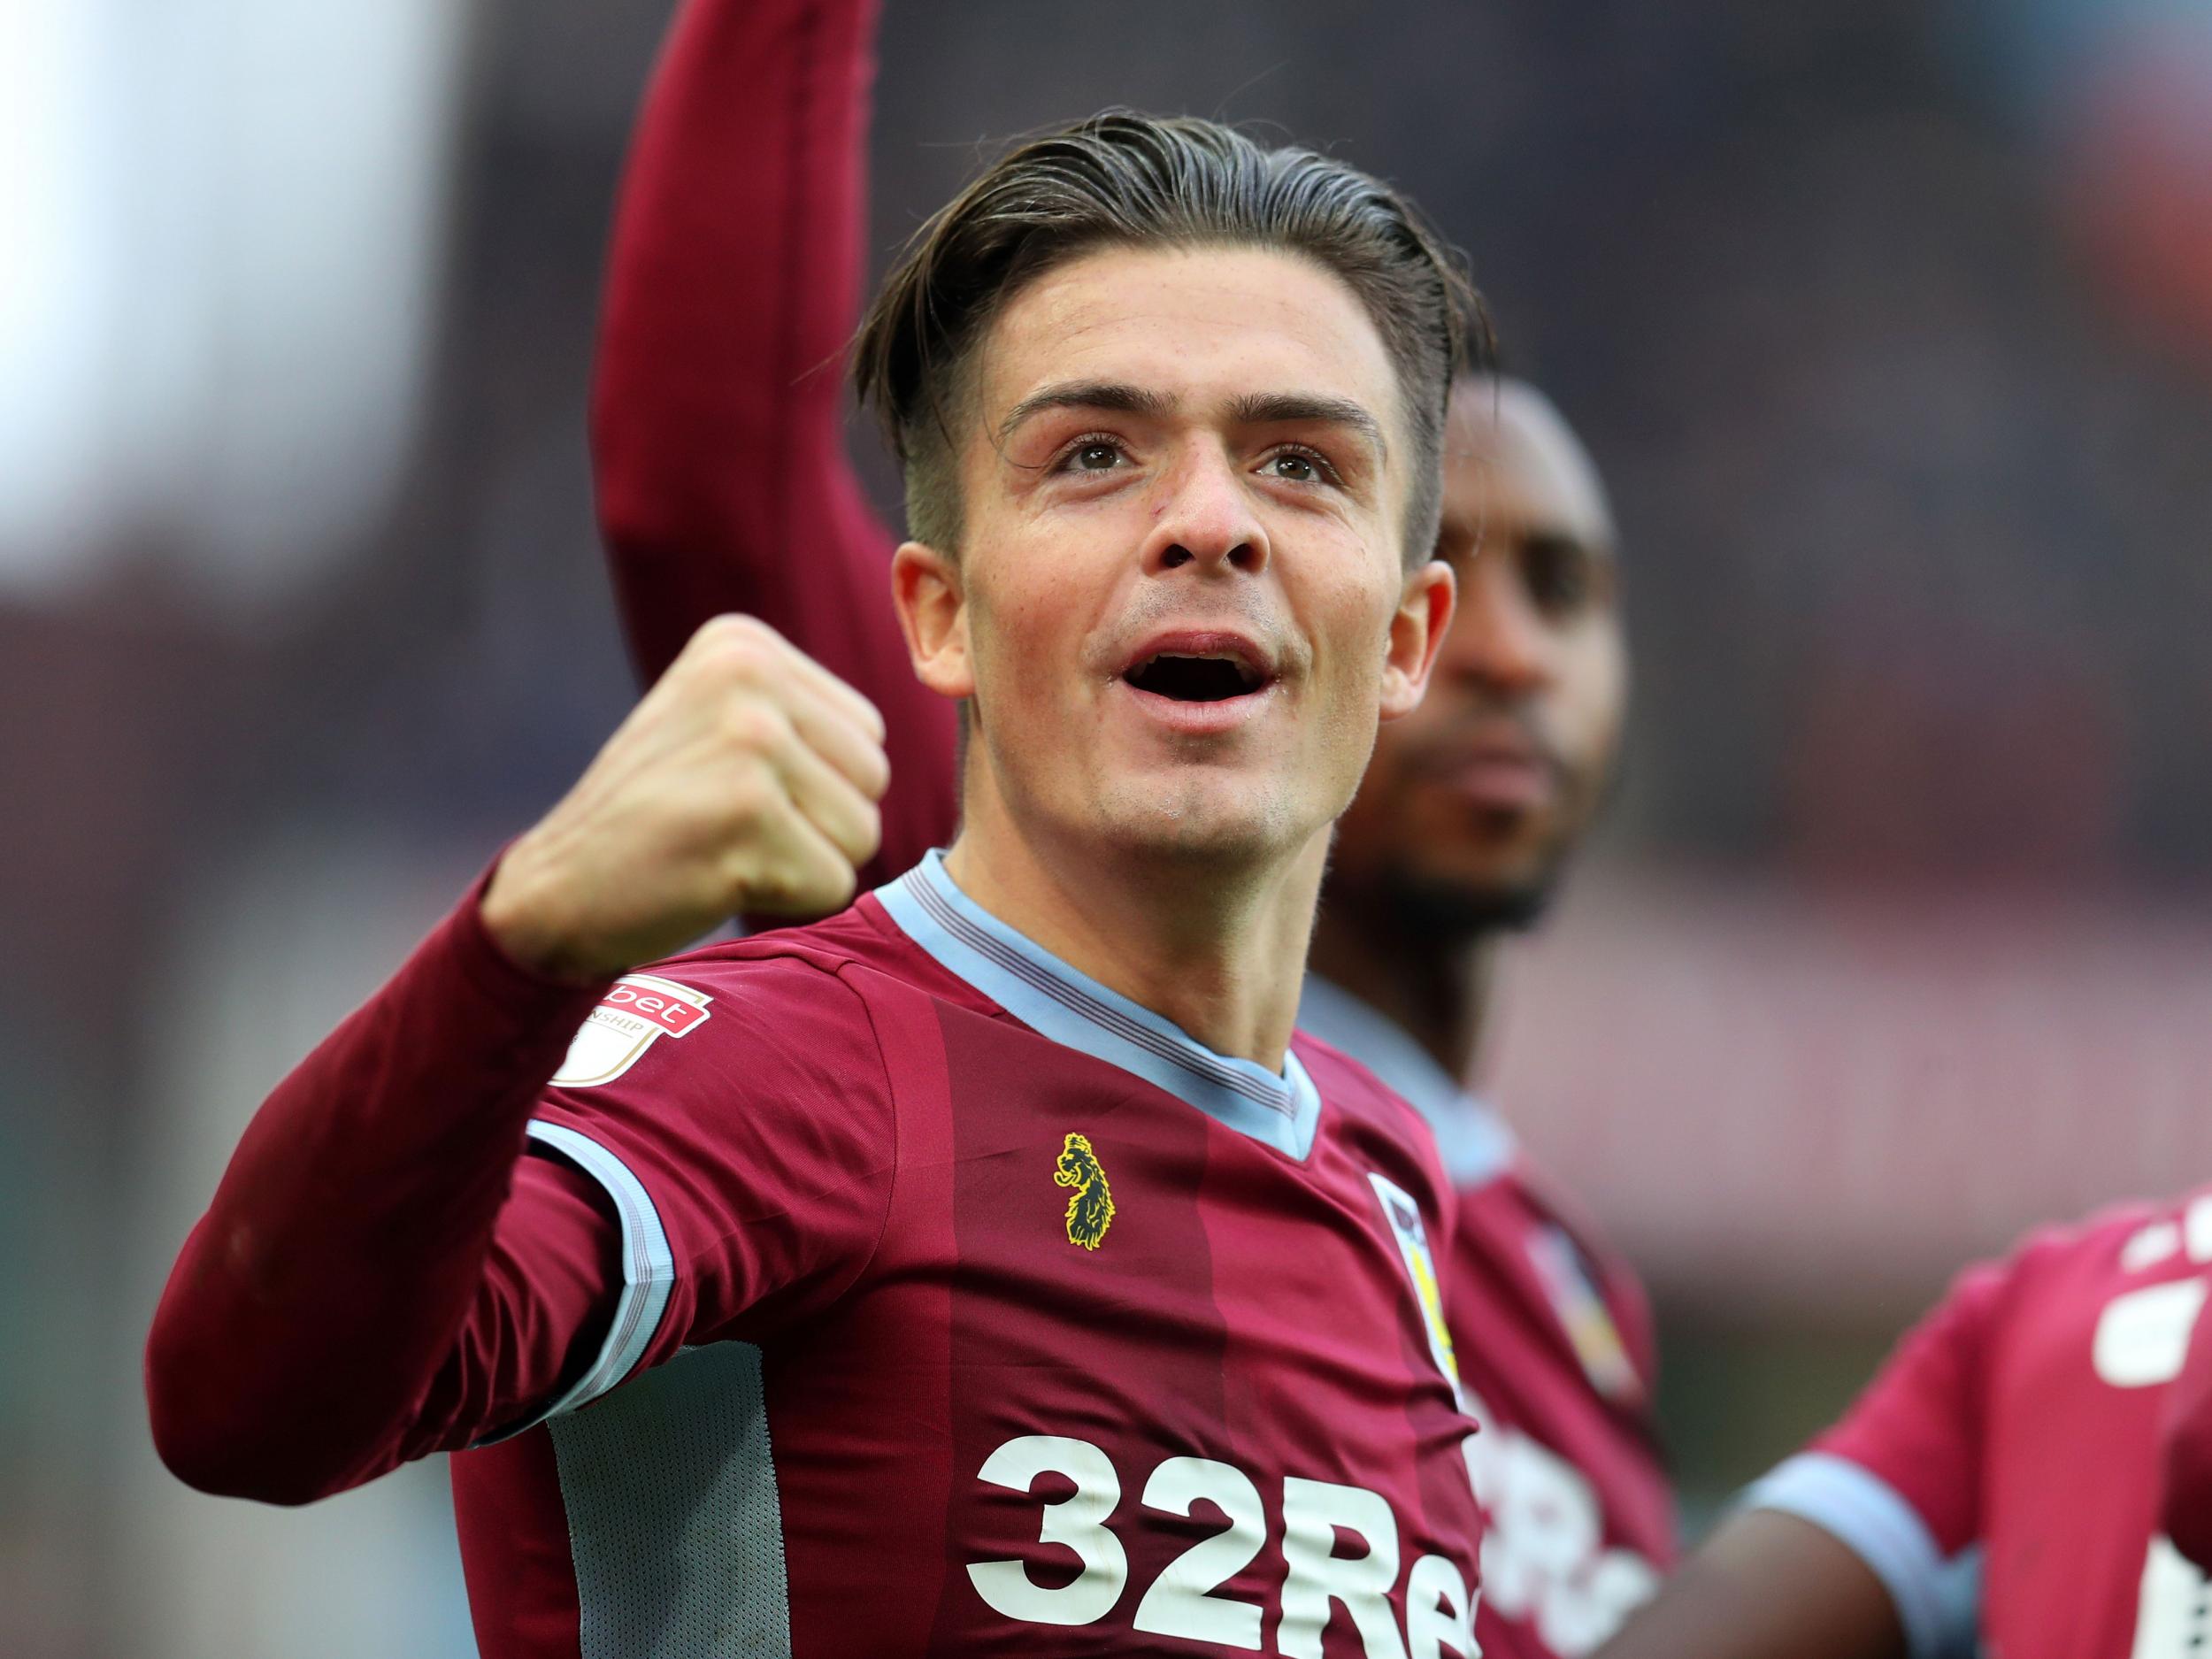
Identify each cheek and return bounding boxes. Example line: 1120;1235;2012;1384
1554;635;1629;764
1297;545;1399;675
967;552;1108;719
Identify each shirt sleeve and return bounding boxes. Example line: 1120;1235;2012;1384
2162;1270;2212;1569
1741;1260;2005;1659
589;0;958;887
506;953;900;1429
144;872;896;1505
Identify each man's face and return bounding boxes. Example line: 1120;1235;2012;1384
899;244;1452;875
1326;380;1627;933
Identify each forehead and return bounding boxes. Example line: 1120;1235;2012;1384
970;244;1406;448
1440;380;1615;550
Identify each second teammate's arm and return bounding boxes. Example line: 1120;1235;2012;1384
1588;1510;1904;1659
1594;1260;2003;1659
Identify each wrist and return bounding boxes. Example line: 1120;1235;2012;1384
480;836;605;987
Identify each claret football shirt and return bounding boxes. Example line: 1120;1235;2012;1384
1300;979;1673;1659
1747;1187;2212;1659
452;853;1486;1657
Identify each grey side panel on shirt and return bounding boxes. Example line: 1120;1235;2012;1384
549;1342;793;1658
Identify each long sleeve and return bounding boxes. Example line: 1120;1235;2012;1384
144;875;904;1509
590;0;958;885
145;878;620;1505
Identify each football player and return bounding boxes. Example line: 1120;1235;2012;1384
589;3;1669;1652
148;111;1494;1655
1594;1187;2212;1658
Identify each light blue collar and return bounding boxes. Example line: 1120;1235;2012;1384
875;851;1321;1160
1294;973;1516;1187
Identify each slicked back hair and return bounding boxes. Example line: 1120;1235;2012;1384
851;111;1485;565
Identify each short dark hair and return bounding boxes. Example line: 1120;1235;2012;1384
852;111;1483;562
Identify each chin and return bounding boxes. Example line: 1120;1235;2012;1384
1407;859;1563;934
1095;777;1304;867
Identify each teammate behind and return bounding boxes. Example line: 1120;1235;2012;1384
147;114;1494;1655
590;1;1671;1651
1591;1187;2212;1659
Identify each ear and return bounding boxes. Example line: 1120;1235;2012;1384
891;541;975;699
1379;558;1455;721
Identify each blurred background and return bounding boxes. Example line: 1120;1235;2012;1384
5;0;2211;1651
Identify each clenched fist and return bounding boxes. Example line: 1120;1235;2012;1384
481;615;890;982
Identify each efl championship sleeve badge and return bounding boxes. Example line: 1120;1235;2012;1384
1054;1133;1115;1249
551;973;712;1087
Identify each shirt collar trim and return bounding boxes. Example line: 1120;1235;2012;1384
1294;972;1517;1187
876;851;1320;1161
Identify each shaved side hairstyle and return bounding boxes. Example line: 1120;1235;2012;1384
851;111;1483;564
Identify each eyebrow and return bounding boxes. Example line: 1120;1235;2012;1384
1225;391;1387;458
996;380;1175;446
995;380;1390;459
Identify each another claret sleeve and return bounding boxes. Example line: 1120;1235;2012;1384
590;0;957;885
1741;1261;2003;1659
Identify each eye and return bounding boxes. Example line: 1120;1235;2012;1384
1055;436;1128;474
1260;445;1337;486
1521;540;1601;617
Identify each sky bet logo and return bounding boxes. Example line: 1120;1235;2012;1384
551;973;713;1088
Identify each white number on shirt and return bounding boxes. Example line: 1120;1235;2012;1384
966;1437;1479;1655
966;1434;1128;1624
1132;1456;1268;1648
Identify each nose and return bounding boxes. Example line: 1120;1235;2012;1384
1140;445;1271;578
1443;549;1552;696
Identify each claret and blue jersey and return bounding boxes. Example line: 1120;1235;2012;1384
1748;1188;2212;1658
452;852;1486;1656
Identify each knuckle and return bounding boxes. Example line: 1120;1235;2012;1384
720;700;789;757
696;612;778;651
718;764;778;826
692;620;780;687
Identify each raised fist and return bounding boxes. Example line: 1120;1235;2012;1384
482;615;890;981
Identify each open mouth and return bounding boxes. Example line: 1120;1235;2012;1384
1122;652;1268;703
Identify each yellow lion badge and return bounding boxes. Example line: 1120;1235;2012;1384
1053;1133;1115;1250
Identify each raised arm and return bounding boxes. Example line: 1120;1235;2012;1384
146;619;890;1502
591;0;956;883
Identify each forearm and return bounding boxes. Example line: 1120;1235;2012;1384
1592;1510;1905;1659
144;874;610;1503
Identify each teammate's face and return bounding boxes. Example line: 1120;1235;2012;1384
897;244;1453;874
1326;380;1625;931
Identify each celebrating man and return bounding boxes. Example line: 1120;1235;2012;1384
148;113;1493;1655
591;2;1669;1651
